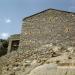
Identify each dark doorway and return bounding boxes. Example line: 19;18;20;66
11;40;19;52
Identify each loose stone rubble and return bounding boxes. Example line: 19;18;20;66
0;44;75;75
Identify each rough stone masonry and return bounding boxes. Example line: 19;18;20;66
19;8;75;51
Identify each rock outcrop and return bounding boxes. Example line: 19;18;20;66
0;44;75;75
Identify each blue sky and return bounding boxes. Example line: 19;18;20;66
0;0;75;39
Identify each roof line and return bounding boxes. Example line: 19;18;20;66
23;8;75;21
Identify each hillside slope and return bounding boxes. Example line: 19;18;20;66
0;44;75;75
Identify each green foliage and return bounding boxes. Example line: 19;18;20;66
0;39;8;57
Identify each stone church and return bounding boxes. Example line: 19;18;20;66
8;8;75;52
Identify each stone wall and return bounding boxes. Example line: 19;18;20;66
19;9;75;51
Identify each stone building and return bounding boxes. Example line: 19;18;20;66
19;8;75;51
8;34;20;52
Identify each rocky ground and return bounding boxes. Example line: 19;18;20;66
0;44;75;75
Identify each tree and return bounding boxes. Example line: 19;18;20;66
0;39;8;57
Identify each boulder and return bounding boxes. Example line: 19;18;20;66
28;64;75;75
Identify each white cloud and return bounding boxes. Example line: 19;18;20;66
5;19;11;23
0;33;9;39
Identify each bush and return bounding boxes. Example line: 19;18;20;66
0;39;8;57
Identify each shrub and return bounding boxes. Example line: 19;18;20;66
0;39;8;57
